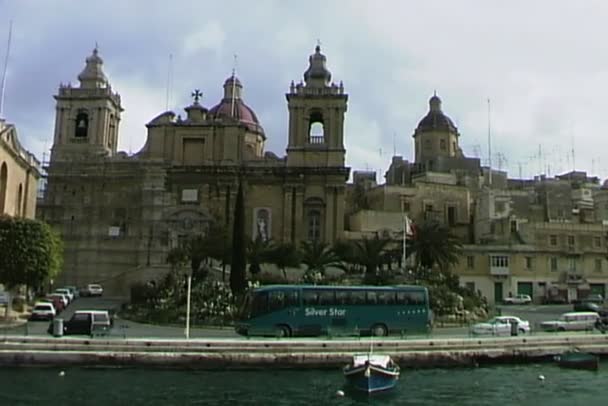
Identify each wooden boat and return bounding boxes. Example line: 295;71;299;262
343;354;400;393
554;351;599;371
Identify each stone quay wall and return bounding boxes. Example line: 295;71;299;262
0;334;607;369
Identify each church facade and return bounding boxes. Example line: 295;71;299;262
38;46;349;295
38;46;608;303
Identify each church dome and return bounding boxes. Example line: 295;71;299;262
416;94;458;134
208;75;264;135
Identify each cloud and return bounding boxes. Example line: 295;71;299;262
1;0;608;182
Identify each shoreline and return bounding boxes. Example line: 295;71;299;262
0;334;607;369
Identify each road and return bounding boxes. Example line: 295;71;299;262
4;298;579;340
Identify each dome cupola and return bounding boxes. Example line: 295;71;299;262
78;47;108;89
209;75;264;136
416;93;458;134
303;45;332;87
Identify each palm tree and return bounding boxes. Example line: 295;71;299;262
300;240;344;277
332;239;360;274
354;235;392;279
266;242;300;281
408;220;462;271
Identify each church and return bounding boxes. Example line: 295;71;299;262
38;45;608;304
39;45;350;295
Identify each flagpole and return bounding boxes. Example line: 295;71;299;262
402;213;407;271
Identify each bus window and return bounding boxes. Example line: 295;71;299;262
268;291;287;312
335;290;348;305
407;291;425;305
318;290;335;306
251;292;269;317
366;291;378;305
349;291;365;305
303;290;319;306
377;291;395;305
285;290;299;307
396;291;409;305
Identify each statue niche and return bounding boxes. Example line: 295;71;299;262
75;111;89;138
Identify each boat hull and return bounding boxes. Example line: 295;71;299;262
343;363;399;393
555;352;599;371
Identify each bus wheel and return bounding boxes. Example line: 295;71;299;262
371;324;388;337
275;325;291;338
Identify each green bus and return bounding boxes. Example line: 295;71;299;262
235;284;432;337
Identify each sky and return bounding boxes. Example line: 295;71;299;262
2;0;608;183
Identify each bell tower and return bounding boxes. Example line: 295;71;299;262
286;45;347;167
50;48;123;161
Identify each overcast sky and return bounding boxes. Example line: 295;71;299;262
2;0;608;183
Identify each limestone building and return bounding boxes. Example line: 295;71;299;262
346;94;608;305
0;118;41;218
39;46;349;295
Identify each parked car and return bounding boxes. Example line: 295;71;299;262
471;316;531;336
0;291;9;305
64;285;80;300
40;297;65;313
540;311;600;332
81;284;103;297
503;294;532;305
48;293;69;308
29;302;56;321
50;310;112;336
583;294;604;304
54;288;74;303
573;301;600;312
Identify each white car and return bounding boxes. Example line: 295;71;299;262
83;284;103;297
29;302;56;321
471;316;531;336
54;288;74;303
503;294;532;305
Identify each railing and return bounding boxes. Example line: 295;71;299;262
308;135;325;144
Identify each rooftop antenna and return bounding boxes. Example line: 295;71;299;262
571;135;575;172
487;98;492;185
393;132;396;156
165;53;173;111
230;53;238;117
0;20;13;119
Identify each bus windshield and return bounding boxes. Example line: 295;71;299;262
235;284;431;338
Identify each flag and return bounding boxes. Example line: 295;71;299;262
404;215;415;237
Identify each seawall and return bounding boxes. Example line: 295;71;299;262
1;334;607;369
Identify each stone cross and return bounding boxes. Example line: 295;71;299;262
191;89;203;104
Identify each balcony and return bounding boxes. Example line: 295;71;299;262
490;266;510;276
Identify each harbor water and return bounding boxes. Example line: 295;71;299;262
0;364;605;405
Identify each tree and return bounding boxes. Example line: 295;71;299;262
300;240;344;276
0;215;63;296
266;242;300;280
230;181;247;295
354;235;392;280
247;235;271;276
408;220;462;271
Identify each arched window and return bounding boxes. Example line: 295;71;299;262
0;162;7;214
308;111;325;144
15;183;23;217
307;209;321;241
75;110;89;138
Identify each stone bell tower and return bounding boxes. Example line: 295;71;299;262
286;45;348;167
50;48;123;161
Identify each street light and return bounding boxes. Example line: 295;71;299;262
185;274;192;339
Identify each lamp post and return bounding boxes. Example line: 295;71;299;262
185;274;192;339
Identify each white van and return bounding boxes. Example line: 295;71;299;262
540;311;599;332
